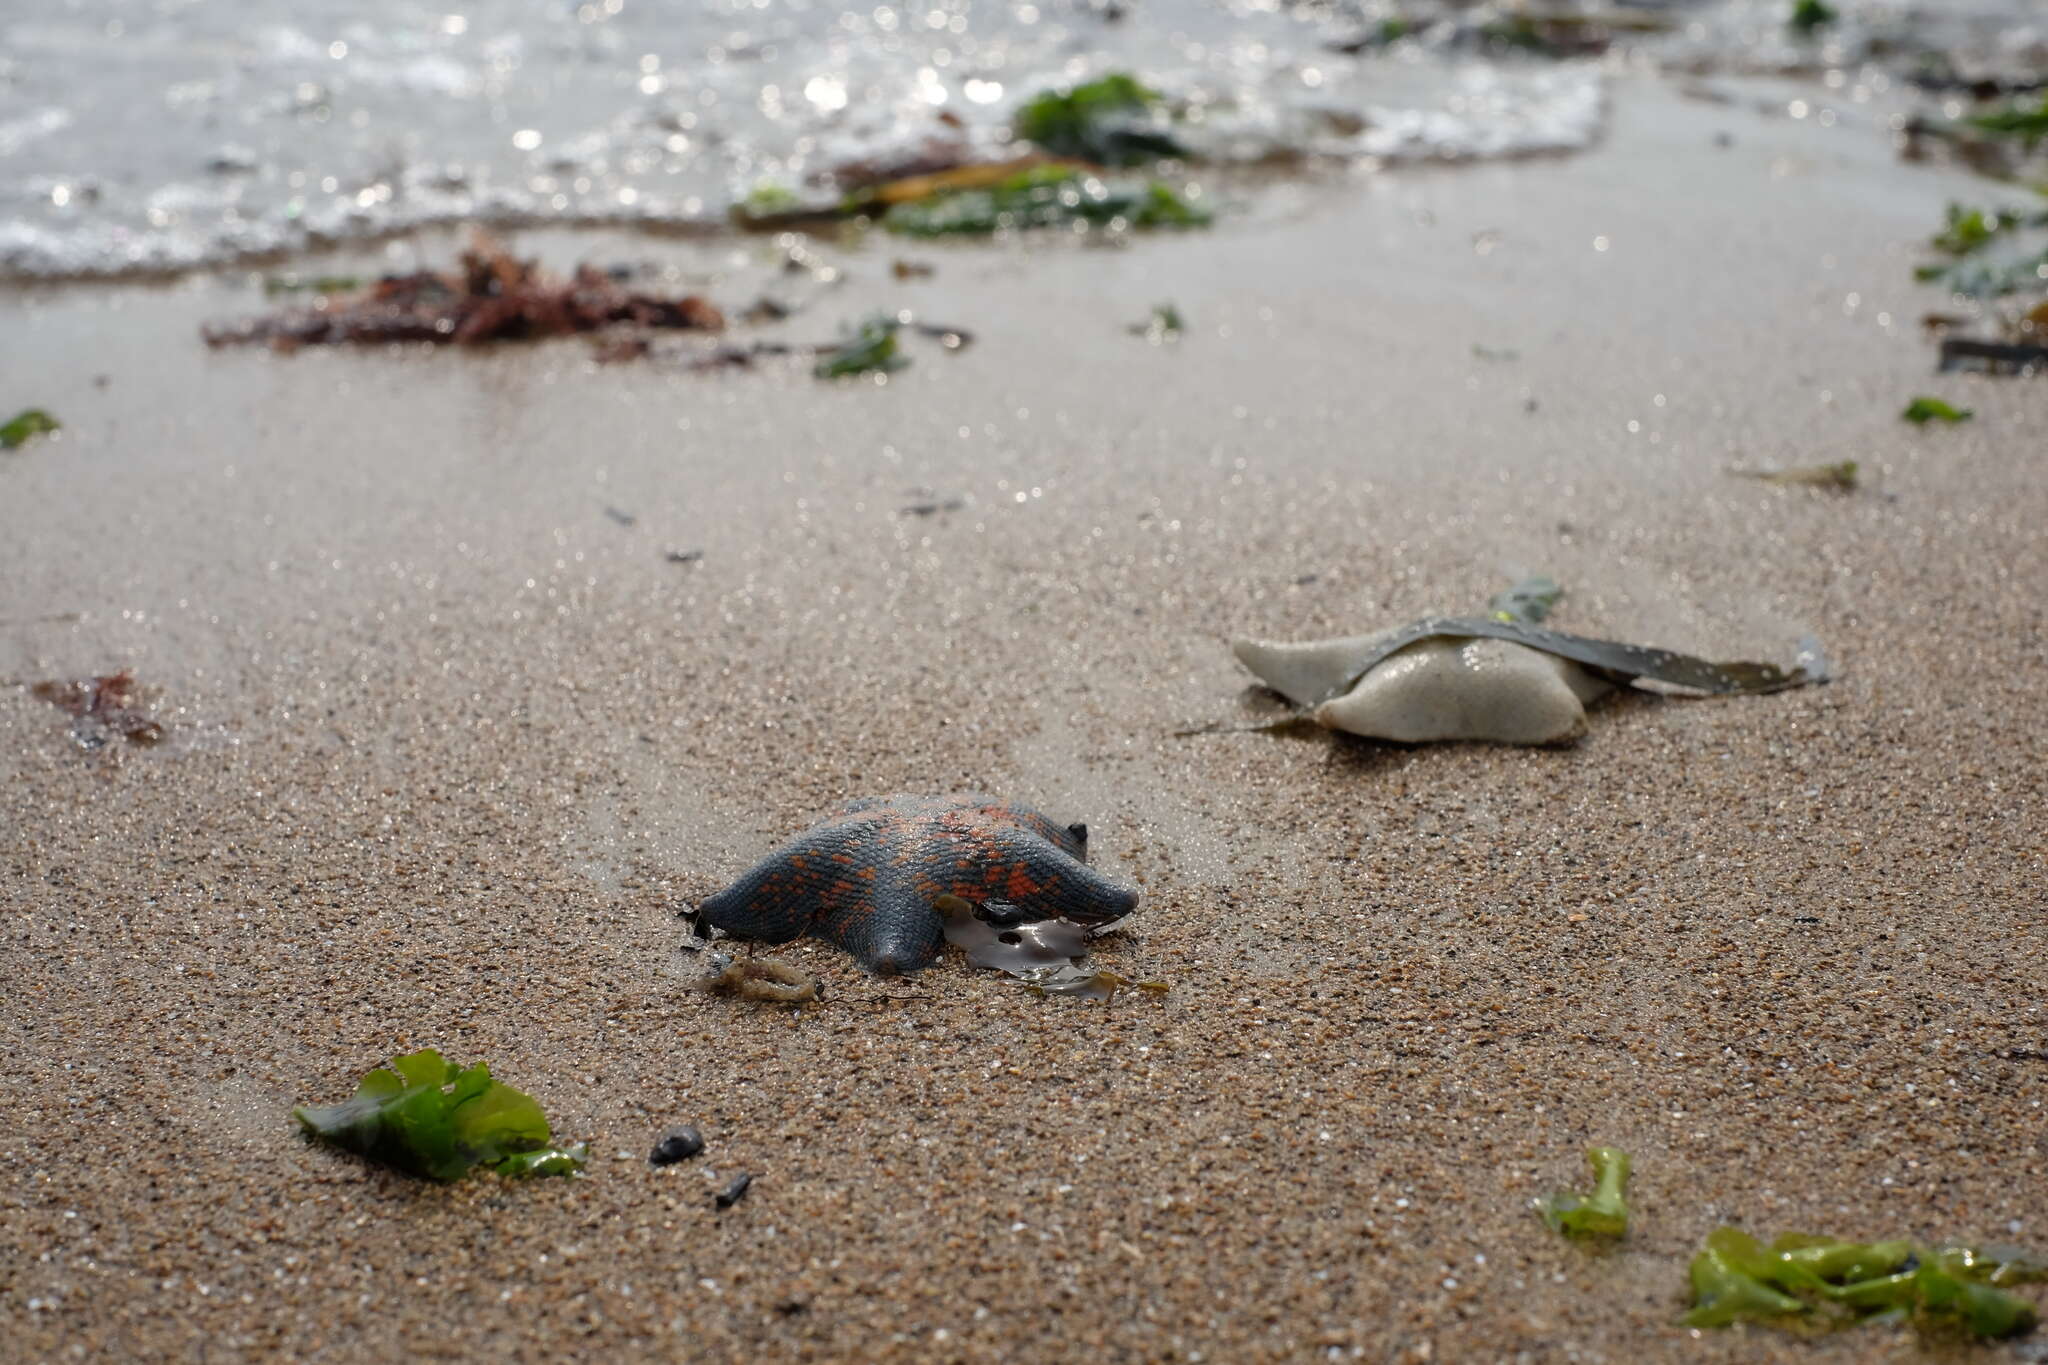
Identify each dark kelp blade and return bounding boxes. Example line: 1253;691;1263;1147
1322;616;1827;705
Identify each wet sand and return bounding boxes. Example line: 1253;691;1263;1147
3;77;2045;1362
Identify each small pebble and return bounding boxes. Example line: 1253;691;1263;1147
715;1172;753;1209
649;1125;705;1166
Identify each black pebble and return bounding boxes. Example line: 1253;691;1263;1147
649;1125;705;1166
715;1172;753;1209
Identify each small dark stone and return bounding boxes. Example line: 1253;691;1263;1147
715;1172;754;1209
649;1125;705;1166
774;1298;809;1315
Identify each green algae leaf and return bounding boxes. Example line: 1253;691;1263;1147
1768;1234;1914;1287
1683;1228;1812;1328
1935;1244;2048;1287
1488;575;1563;625
1902;397;1974;424
1129;302;1185;341
1537;1146;1630;1240
293;1048;581;1182
742;181;799;215
1968;95;2048;142
882;165;1209;238
1788;0;1836;34
1013;73;1186;166
1;409;60;450
494;1143;590;1178
1915;249;2048;298
1914;1262;2038;1338
1681;1228;2041;1339
814;314;907;379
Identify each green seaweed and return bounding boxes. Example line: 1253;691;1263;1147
1968;95;2048;143
262;274;365;296
1788;0;1836;35
882;165;1209;237
1537;1146;1631;1240
1487;575;1563;625
1129;302;1185;341
1681;1228;2042;1339
1913;248;2048;298
1935;1244;2048;1288
1928;205;2024;257
1735;460;1859;490
1013;73;1186;166
1;409;60;450
1902;396;1974;424
742;181;800;215
814;313;907;379
293;1048;585;1181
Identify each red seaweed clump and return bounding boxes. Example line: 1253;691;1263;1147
203;234;724;351
30;670;165;748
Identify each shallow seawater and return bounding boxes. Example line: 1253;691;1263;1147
0;0;2040;279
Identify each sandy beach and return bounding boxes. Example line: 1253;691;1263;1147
4;72;2046;1362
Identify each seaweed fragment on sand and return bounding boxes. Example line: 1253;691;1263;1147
698;953;821;1004
1536;1146;1631;1241
1129;303;1184;342
204;234;723;351
1787;0;1836;35
1;408;60;450
1681;1227;2042;1340
292;1048;586;1182
1012;72;1186;166
1965;94;2048;143
882;164;1209;238
1732;460;1860;490
1902;397;1974;424
29;670;165;749
814;313;907;379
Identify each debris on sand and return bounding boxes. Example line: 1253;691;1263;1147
1;408;60;450
649;1125;705;1166
1732;460;1860;490
715;1172;754;1209
1535;1147;1631;1241
697;953;821;1004
29;670;165;749
1129;303;1185;342
1902;397;1974;424
1012;72;1186;166
1225;577;1826;747
934;895;1167;1002
292;1049;587;1182
1787;0;1836;36
814;313;907;379
1940;337;2048;374
203;234;723;352
883;164;1209;237
1682;1227;2042;1339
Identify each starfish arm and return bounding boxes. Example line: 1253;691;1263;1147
911;825;1140;926
813;868;946;976
696;826;849;945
